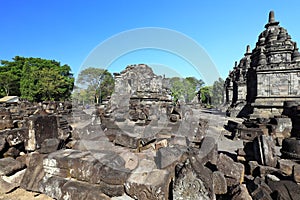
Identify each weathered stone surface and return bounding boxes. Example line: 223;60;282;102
0;157;25;176
293;164;300;183
60;180;111;200
216;153;244;187
173;159;212;200
25;114;59;151
39;175;68;199
3;146;20;158
5;128;28;146
0;135;6;152
125;168;171;200
278;159;296;175
212;171;227;195
232;184;252;200
266;179;300;200
44;149;131;187
196;136;218;165
155;146;186;169
39;138;60;154
254;135;277;167
0;168;26;194
20;153;46;192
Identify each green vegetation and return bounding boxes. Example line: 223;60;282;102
0;56;74;101
211;77;224;106
169;76;204;103
74;67;114;104
169;76;224;107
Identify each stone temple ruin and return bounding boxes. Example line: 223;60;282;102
225;11;300;119
1;11;300;200
224;11;300;199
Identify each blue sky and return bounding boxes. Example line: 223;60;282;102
1;1;300;85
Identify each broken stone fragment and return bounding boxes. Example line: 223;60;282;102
39;138;60;154
293;164;300;183
254;135;277;167
155;146;187;169
25;114;59;151
266;179;300;200
0;135;6;152
173;159;212;200
0;157;25;176
125;168;172;200
3;146;20;158
212;171;227;195
231;184;252;200
278;159;296;176
20;153;46;192
216;153;244;187
60;180;111;200
0;168;26;194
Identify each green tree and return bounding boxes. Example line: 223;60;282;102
170;77;205;103
0;56;24;97
169;77;185;102
19;57;74;101
76;67;114;104
200;86;212;105
211;77;225;106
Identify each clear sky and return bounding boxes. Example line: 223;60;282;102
1;1;300;85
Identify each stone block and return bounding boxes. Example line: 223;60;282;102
278;159;296;175
125;168;171;200
115;133;139;149
0;168;26;194
155;146;186;169
293;164;300;183
254;135;277;167
213;171;227;195
195;136;218;165
238;127;264;141
232;184;252;200
39;138;60;154
248;160;259;176
216;153;244;187
39;175;68;199
0;157;25;176
25;114;58;151
173;159;213;200
61;181;111;200
20;153;46;192
3;147;20;158
267;179;300;200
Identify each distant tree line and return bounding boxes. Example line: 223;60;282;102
169;76;224;107
0;56;74;101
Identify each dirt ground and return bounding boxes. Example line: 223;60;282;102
0;188;53;200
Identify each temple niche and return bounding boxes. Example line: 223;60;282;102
225;11;300;118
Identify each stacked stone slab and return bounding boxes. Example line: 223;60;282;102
225;11;300;119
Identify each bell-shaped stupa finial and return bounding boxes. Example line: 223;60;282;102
269;11;275;23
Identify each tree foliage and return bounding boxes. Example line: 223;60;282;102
200;86;212;105
0;56;74;101
76;67;114;104
169;77;204;103
211;77;225;106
